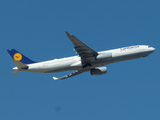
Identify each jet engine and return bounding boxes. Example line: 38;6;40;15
96;52;112;60
90;67;107;75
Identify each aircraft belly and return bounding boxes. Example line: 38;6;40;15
91;60;114;67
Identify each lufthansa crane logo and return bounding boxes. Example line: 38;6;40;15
13;53;23;61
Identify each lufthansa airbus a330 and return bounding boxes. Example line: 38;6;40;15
7;32;156;80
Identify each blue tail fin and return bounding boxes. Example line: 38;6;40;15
7;49;36;64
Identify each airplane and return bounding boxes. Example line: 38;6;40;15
7;31;156;80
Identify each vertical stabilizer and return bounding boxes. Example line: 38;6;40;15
7;49;36;64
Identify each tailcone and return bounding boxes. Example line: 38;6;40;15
13;67;18;70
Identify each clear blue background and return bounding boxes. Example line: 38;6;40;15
0;0;159;120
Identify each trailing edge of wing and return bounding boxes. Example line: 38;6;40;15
53;70;83;80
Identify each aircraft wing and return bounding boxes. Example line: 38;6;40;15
53;70;84;80
66;32;98;65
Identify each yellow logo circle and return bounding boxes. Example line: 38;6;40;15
13;53;23;61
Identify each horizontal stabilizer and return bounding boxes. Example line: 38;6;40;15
11;70;21;75
13;60;28;69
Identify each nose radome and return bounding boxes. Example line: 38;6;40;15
151;47;156;52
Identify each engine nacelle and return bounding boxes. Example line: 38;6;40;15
96;52;112;60
90;67;107;75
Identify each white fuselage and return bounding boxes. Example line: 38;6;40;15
13;45;155;73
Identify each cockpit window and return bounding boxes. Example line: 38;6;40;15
148;46;151;48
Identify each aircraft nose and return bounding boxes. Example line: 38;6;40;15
151;47;156;52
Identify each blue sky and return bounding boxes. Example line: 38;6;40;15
1;0;160;120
